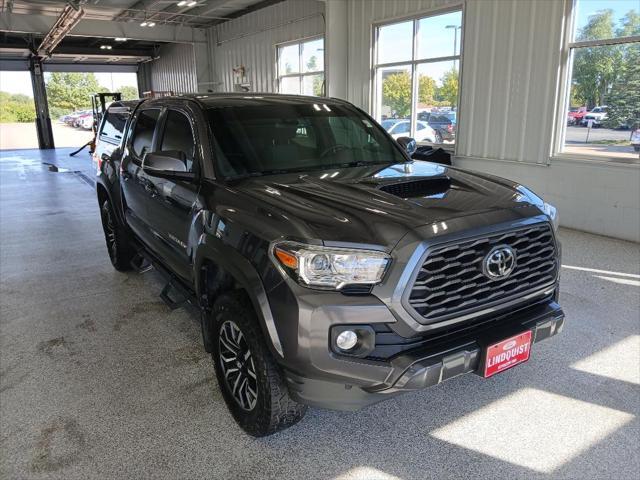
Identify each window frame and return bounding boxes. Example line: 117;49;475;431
276;35;326;96
552;0;640;164
157;108;199;174
371;3;465;151
128;108;162;162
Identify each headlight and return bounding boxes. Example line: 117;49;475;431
272;241;391;290
543;202;559;231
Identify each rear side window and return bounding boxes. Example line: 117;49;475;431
100;109;128;143
131;109;160;158
159;110;195;172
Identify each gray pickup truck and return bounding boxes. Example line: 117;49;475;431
95;94;563;436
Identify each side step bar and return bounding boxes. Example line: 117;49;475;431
131;249;198;310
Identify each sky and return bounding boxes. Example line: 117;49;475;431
0;71;138;98
377;10;462;86
574;0;638;34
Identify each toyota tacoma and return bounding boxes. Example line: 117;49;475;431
95;94;564;436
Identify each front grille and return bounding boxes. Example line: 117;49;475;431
408;224;557;322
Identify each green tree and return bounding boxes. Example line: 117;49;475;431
617;10;640;36
418;75;436;104
119;85;139;100
437;68;459;106
382;72;438;117
45;72;105;114
0;91;36;123
382;72;411;117
572;9;621;108
604;44;640;129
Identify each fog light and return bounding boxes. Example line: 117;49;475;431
336;330;358;350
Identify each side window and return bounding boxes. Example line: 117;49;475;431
100;110;128;143
131;109;160;158
160;110;195;172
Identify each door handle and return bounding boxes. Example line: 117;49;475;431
145;183;158;196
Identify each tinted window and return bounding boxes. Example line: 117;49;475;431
131;109;160;158
160;111;195;172
100;109;128;142
207;103;405;178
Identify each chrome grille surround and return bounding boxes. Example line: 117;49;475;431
406;223;558;323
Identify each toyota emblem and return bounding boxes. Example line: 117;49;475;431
482;245;517;280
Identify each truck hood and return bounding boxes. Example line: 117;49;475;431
234;161;545;248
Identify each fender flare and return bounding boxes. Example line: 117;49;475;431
96;174;127;227
194;235;284;359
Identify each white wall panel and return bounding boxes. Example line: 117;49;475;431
207;0;324;93
147;43;198;94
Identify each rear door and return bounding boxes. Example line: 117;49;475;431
120;108;161;245
142;107;201;282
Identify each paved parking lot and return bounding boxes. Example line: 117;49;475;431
1;148;639;479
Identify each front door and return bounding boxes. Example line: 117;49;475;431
120;108;161;246
142;108;201;283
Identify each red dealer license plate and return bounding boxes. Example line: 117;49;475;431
484;331;533;378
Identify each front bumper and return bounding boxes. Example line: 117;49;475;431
285;299;564;410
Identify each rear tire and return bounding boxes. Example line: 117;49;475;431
99;200;135;271
434;132;443;144
211;292;306;436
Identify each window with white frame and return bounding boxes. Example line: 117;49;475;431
560;0;639;162
373;9;462;146
277;37;325;96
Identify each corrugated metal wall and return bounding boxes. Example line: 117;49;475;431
207;0;324;93
145;43;199;94
346;0;565;165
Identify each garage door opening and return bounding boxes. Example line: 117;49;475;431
0;71;39;150
46;71;139;149
0;70;139;150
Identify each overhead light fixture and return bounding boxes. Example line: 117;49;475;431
37;3;86;56
140;21;148;26
147;21;156;27
177;1;187;5
100;45;112;50
115;37;127;42
187;1;197;6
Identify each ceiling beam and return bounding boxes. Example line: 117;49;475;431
0;11;207;43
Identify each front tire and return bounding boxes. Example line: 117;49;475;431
99;200;135;271
211;292;306;436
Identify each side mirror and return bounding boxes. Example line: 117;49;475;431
142;151;194;181
397;136;417;156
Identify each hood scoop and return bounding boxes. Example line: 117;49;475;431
379;177;452;199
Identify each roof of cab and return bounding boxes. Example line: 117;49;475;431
140;93;351;109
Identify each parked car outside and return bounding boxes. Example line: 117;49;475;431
581;106;608;127
419;111;456;142
95;94;563;437
79;114;94;130
74;112;93;128
567;106;587;126
382;119;437;143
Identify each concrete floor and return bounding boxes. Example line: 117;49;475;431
1;148;639;480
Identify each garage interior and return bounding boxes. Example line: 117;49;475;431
1;1;639;479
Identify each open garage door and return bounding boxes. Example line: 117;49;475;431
44;69;139;150
0;70;39;150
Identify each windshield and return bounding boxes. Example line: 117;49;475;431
207;103;406;178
